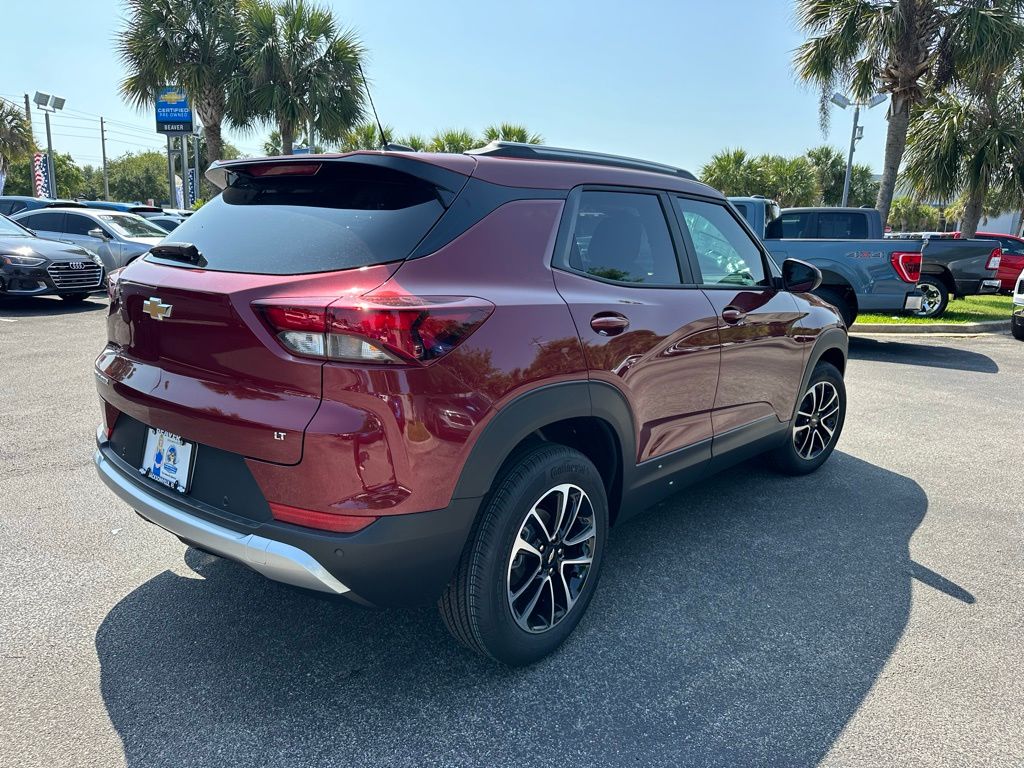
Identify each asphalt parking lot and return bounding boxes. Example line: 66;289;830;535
1;295;1021;768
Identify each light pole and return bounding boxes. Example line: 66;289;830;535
830;92;886;206
32;92;66;198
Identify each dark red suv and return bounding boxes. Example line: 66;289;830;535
93;143;848;665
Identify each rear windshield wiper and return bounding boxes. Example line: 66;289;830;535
149;242;206;267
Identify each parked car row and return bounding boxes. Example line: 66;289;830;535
0;196;188;231
729;198;1004;320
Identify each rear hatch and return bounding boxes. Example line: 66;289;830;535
99;155;471;464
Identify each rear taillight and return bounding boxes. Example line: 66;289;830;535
890;251;922;283
255;295;494;365
986;247;1002;271
269;502;377;533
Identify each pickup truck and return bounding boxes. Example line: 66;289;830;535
729;197;921;324
731;198;1001;320
885;233;1003;316
730;198;883;240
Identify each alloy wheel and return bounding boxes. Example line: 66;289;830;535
793;381;841;460
915;282;943;317
506;483;597;633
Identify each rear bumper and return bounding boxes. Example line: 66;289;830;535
953;278;1001;296
94;436;480;607
903;292;924;311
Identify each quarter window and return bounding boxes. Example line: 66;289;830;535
674;197;768;287
568;191;680;284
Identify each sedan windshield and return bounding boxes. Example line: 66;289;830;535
0;215;33;237
98;214;166;238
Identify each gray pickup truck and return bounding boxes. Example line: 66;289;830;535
730;197;1001;320
729;197;921;324
885;233;1003;317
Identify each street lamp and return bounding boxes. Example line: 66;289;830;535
33;92;66;199
831;92;886;206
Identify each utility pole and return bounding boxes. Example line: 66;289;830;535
841;104;861;207
100;117;110;200
166;134;176;207
23;94;32;133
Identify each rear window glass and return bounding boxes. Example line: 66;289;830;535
152;163;446;274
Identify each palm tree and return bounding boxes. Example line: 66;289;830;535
804;145;846;205
482;123;543;145
756;155;819;207
903;73;1024;236
429;129;478;154
793;0;1024;229
235;0;365;155
338;121;392;151
848;163;881;207
399;134;429;152
0;102;34;192
118;0;241;167
700;148;759;197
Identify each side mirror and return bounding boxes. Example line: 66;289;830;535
782;258;822;293
88;228;110;240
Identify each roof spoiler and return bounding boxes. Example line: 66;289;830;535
466;141;697;181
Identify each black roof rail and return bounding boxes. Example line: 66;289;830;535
466;141;697;181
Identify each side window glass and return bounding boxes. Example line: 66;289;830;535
569;191;681;285
818;212;867;239
674;197;768;287
64;214;100;236
767;211;813;239
0;202;11;215
21;212;64;231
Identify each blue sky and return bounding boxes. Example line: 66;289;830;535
2;0;891;175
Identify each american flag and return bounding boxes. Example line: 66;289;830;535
33;153;51;198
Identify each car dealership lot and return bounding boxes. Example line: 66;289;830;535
1;296;1021;768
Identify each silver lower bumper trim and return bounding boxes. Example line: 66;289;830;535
94;446;349;595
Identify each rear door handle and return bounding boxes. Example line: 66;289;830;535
721;307;746;324
591;313;630;336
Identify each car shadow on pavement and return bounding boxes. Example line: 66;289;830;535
0;295;107;318
849;336;999;373
95;451;944;768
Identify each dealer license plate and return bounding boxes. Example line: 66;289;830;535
140;428;196;493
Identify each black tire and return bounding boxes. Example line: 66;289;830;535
815;286;857;327
913;276;949;318
60;293;90;303
1012;315;1024;341
439;444;608;666
770;362;846;476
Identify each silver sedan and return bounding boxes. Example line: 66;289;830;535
12;207;166;271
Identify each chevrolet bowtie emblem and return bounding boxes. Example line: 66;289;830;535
143;297;173;321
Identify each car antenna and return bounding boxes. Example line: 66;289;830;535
357;63;410;152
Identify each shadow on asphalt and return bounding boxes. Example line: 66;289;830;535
0;295;107;318
96;452;950;767
849;336;999;373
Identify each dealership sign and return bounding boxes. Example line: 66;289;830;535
155;87;193;134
